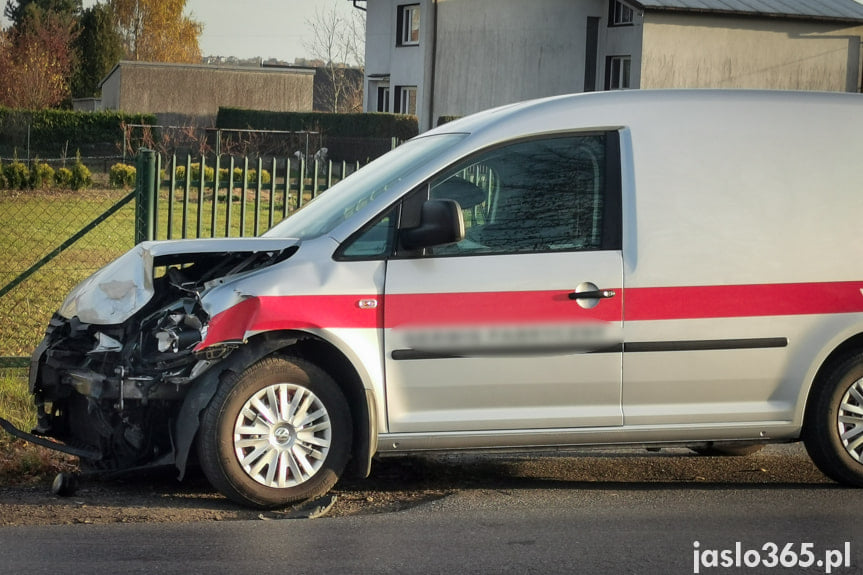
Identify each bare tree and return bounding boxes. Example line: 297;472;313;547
304;5;365;113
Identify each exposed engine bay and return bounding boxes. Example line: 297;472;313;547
20;239;297;472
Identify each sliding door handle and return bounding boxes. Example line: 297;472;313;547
569;289;616;300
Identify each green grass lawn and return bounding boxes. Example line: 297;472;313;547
0;189;136;357
0;368;75;483
0;369;34;432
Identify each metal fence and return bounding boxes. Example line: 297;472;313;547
0;189;136;363
135;151;362;242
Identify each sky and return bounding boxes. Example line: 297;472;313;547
0;0;360;61
179;0;360;61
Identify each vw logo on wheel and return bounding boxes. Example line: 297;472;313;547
273;426;292;443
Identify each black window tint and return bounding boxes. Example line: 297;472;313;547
427;135;608;256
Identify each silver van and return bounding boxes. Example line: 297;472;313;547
8;90;863;508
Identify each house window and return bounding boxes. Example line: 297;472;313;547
395;86;417;115
609;0;634;26
606;56;631;90
377;85;391;112
397;4;421;46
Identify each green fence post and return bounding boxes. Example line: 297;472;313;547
284;158;292;218
298;157;306;210
197;155;206;238
225;157;235;237
182;155;191;239
268;157;276;230
134;152;143;243
154;153;161;240
254;157;263;236
168;154;176;240
134;148;156;244
211;155;220;238
240;157;249;237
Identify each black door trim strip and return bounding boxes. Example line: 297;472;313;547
624;337;788;353
390;337;788;360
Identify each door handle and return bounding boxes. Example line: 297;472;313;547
568;289;616;300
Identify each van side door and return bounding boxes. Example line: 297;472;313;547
382;133;624;433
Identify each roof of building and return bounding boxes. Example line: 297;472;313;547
99;60;315;88
629;0;863;22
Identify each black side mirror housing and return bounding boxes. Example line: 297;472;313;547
400;199;465;250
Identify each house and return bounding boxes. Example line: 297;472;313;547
100;61;315;125
71;97;102;112
352;0;863;131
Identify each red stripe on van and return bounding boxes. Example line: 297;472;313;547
200;281;863;348
384;290;621;327
625;281;863;321
199;295;381;348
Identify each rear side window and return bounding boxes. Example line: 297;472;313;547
424;133;620;256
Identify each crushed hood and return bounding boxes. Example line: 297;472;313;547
58;238;300;325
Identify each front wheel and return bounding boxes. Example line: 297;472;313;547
197;355;352;508
803;355;863;487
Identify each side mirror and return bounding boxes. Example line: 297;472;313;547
400;199;465;250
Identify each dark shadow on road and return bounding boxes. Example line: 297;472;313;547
0;445;842;525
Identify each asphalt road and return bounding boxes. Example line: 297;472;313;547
1;444;862;575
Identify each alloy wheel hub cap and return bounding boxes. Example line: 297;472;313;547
232;382;333;488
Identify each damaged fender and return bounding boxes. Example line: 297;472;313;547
173;333;298;479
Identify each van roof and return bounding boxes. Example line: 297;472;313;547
427;89;863;143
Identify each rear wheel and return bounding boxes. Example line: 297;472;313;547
197;355;352;508
803;355;863;487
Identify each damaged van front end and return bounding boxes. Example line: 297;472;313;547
19;238;299;471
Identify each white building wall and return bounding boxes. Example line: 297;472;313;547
604;8;644;89
363;0;434;127
363;1;863;131
431;0;607;124
640;13;863;92
363;0;394;113
364;1;394;75
362;0;649;130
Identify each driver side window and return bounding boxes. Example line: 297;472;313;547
427;134;612;256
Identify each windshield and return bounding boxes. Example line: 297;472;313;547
264;134;466;240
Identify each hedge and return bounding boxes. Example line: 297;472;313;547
216;108;419;141
109;163;137;188
0;158;92;191
0;108;157;157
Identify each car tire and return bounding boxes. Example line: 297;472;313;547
803;355;863;487
197;355;352;509
689;444;764;457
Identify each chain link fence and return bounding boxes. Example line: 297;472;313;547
0;188;136;361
